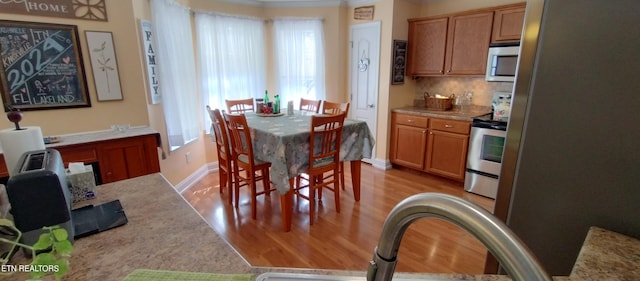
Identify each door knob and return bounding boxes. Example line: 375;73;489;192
368;104;375;108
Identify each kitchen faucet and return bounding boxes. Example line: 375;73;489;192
366;193;553;281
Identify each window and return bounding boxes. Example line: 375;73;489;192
196;12;266;130
151;0;199;151
273;18;325;109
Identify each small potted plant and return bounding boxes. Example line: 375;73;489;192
0;219;73;280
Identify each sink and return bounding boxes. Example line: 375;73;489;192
255;272;449;281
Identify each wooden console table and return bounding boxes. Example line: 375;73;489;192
0;126;161;184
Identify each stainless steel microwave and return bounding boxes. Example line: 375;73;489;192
485;45;520;82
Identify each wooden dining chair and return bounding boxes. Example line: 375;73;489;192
206;106;232;198
322;101;350;116
294;112;346;225
320;101;350;190
226;98;255;113
206;106;242;205
299;98;321;113
223;112;275;219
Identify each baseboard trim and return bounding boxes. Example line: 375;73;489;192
176;162;218;194
366;158;392;170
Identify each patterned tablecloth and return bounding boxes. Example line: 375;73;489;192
244;111;375;194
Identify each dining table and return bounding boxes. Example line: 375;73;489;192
244;111;375;231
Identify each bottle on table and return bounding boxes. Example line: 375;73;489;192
264;90;269;104
274;95;280;114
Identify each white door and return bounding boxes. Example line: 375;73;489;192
350;22;380;163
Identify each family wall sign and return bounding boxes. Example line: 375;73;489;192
0;0;108;22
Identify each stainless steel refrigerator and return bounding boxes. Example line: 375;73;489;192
493;0;640;276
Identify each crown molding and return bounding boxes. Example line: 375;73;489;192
405;0;444;4
221;0;262;6
220;0;347;8
346;0;378;7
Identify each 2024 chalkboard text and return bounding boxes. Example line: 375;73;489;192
0;20;90;111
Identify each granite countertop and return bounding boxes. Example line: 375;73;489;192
570;226;640;280
0;126;160;154
4;174;638;280
46;126;160;148
392;106;491;122
5;173;252;281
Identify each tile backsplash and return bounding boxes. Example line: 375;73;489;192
414;77;514;107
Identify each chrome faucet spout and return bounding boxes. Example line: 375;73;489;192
366;193;552;281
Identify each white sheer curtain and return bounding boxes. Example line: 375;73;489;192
196;11;266;129
273;18;325;109
151;0;199;151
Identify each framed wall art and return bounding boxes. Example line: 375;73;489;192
0;20;91;111
391;40;407;85
85;31;123;101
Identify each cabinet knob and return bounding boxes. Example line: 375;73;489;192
445;124;453;128
429;131;433;135
408;119;414;123
423;130;427;134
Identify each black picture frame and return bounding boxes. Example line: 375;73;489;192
391;40;407;85
0;20;91;111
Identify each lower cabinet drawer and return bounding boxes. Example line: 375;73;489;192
57;145;98;164
394;113;429;128
429;118;470;134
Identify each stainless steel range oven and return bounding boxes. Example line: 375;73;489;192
464;115;507;199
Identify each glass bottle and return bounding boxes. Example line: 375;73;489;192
264;90;269;104
274;95;280;114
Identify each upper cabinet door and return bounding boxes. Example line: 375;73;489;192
444;12;494;75
492;4;526;43
407;17;448;76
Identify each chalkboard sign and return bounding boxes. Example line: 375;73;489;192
0;20;90;111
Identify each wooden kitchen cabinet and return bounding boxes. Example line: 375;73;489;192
55;144;98;165
407;17;448;76
0;155;7;176
445;12;494;75
425;118;471;181
491;3;526;43
0;130;161;184
390;113;429;169
391;113;471;182
407;11;493;76
97;134;160;183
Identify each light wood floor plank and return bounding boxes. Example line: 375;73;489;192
182;163;494;274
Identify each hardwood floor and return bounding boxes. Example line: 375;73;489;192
181;163;495;274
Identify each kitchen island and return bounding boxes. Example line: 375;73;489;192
4;174;637;280
5;173;252;280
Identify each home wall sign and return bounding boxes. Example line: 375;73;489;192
0;20;91;111
0;0;108;22
354;6;374;20
391;40;407;85
139;19;161;104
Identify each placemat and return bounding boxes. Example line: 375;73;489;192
122;269;253;281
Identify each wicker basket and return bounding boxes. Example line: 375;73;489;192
424;92;453;111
